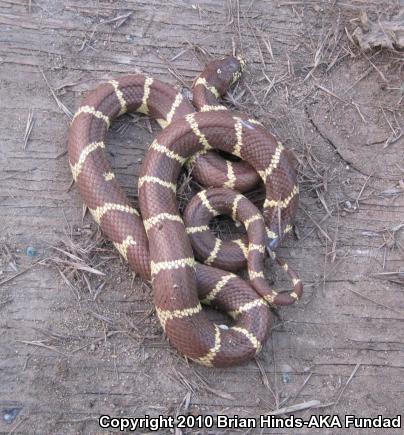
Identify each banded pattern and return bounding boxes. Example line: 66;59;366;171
194;77;220;98
109;80;127;115
138;175;177;192
201;273;236;304
137;76;153;114
232;327;262;352
264;185;299;209
90;203;139;224
185;113;212;151
229;299;266;318
143;213;184;232
200;104;227;112
183;188;303;306
150;257;196;277
224;160;236;189
149;140;187;164
68;55;300;367
114;235;137;261
257;141;284;181
189;58;261;193
233;117;243;158
157;303;202;329
70;141;105;181
72;106;110;127
166;93;184;124
186;225;210;234
194;325;222;366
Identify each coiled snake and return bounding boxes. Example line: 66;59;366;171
67;56;302;367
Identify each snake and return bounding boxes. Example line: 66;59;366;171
67;56;301;367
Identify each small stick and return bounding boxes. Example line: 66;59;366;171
291;372;313;404
355;174;372;209
302;208;333;243
352;101;367;123
23;109;34;149
58;268;80;301
331;207;340;263
100;12;133;28
348;288;404;317
371;271;404;277
17;340;70;357
315;84;347;104
334;363;360;404
39;67;73;119
0;259;46;287
255;358;277;403
261;35;274;60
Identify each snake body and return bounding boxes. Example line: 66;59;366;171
68;56;301;367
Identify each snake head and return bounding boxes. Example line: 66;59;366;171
201;55;246;96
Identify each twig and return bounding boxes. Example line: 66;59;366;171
371;271;404;278
0;259;47;287
17;340;70;357
334;363;360;404
255;358;277;403
288;372;313;406
39;67;73;119
57;268;80;301
355;174;372;209
347;288;404;317
100;12;133;28
203;384;235;400
23;109;34;149
315;84;347;104
302;208;332;242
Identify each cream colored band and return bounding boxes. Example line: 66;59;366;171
258;142;284;181
151;257;195;276
90;203;139;224
150;140;186;164
264;185;298;209
70;141;105;181
185;113;212;151
201;274;235;304
137;76;153;114
186;225;210;234
109;80;127;116
205;238;222;265
157;303;202;329
194;325;221;367
72;106;110;127
138;175;176;192
194;77;220;98
232;327;261;352
143;213;183;232
113;235;136;261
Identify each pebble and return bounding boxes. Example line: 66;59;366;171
26;246;37;257
3;408;21;424
281;372;292;384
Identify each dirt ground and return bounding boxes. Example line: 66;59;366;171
1;0;403;434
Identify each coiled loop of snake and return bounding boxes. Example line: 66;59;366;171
68;56;301;366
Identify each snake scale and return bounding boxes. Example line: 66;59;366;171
67;56;302;367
